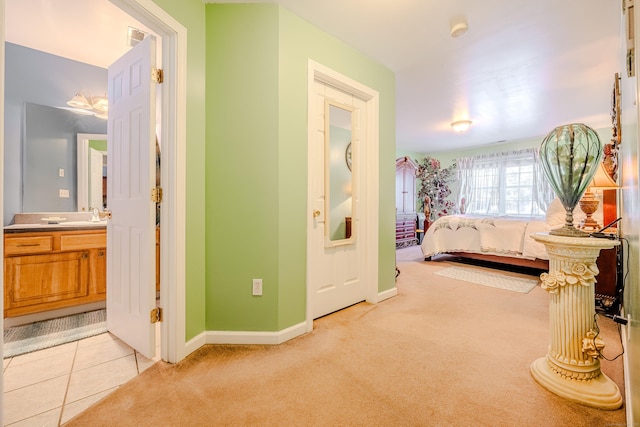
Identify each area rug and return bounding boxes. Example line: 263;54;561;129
3;309;106;358
433;266;539;293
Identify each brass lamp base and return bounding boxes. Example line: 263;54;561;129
579;192;601;231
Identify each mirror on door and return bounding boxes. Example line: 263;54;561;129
325;100;355;245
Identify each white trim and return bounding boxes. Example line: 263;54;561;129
377;287;398;303
306;60;381;331
110;0;187;363
185;323;308;355
184;331;207;357
205;322;308;345
620;310;634;426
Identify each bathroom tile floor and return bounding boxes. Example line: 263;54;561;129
3;327;161;426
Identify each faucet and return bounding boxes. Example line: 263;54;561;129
91;207;101;222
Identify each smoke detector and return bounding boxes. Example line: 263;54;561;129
450;21;468;38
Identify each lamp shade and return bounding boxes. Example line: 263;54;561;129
589;163;618;190
539;123;603;237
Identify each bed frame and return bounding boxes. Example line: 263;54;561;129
425;252;549;271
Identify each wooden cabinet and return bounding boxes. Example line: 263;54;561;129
4;228;106;318
396;157;418;248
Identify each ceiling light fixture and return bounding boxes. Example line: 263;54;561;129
450;20;468;38
451;120;472;133
67;91;108;120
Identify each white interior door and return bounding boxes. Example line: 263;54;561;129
106;35;157;358
89;148;105;210
308;80;367;319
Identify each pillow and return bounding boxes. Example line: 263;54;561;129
545;198;586;228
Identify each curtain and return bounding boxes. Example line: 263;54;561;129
456;148;554;217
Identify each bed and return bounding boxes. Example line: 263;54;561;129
420;199;586;270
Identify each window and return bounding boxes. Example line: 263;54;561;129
457;148;554;218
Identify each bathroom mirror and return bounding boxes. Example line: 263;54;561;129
325;100;355;245
22;103;106;213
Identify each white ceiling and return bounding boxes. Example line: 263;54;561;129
6;0;622;153
5;0;152;69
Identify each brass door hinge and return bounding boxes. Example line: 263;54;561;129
150;307;163;323
152;68;164;84
151;187;163;203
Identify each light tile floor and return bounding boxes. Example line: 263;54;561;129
3;328;161;426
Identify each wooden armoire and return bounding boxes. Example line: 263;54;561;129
395;157;418;248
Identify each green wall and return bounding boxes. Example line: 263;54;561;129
205;4;396;332
88;139;107;152
151;0;207;341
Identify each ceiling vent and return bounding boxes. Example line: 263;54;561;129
127;26;147;47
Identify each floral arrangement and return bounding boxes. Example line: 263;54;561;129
416;156;457;221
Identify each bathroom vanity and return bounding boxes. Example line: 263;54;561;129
3;214;107;318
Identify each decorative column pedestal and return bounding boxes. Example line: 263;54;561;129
530;232;622;410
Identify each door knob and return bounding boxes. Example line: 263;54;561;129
313;210;321;218
103;210;113;219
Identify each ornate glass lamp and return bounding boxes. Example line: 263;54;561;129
539;124;603;237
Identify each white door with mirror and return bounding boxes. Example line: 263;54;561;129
308;79;368;319
77;133;107;213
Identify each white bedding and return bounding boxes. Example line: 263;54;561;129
421;214;551;261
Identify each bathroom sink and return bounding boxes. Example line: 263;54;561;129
60;220;107;226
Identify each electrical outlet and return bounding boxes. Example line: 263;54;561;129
59;189;69;198
252;279;262;296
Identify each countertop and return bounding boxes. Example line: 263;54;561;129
4;222;107;233
5;212;107;233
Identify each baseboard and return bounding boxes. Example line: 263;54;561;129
184;331;207;358
620;312;634;426
183;321;308;358
377;287;398;303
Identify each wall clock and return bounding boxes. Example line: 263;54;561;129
345;142;352;171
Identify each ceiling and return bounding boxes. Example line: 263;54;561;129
6;0;622;153
5;0;153;69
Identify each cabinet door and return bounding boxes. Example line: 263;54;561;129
5;251;90;312
92;249;107;295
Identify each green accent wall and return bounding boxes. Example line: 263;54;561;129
205;4;396;332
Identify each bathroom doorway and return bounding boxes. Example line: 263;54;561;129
2;0;188;363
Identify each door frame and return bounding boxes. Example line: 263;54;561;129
0;0;188;364
305;60;380;331
110;0;187;363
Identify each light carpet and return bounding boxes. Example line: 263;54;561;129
3;309;106;358
434;265;539;293
66;256;625;426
